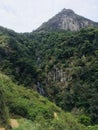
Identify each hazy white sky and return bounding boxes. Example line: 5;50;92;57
0;0;98;32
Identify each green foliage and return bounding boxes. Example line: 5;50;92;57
0;80;9;128
12;114;86;130
0;73;87;130
0;73;60;121
78;115;91;126
86;125;98;130
0;26;98;125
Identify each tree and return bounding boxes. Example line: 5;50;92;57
0;81;9;129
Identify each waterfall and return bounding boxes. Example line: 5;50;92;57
37;82;45;96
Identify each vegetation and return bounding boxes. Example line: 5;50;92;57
0;73;85;130
0;26;98;128
0;80;9;128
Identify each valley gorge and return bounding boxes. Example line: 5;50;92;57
0;9;98;130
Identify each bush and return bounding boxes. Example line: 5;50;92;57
0;81;10;128
78;115;91;126
87;125;98;130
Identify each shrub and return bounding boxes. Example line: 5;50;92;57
78;115;91;126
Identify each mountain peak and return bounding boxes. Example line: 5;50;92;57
36;9;98;32
61;8;75;14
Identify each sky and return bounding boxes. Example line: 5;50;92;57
0;0;98;32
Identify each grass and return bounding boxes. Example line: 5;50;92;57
0;73;87;130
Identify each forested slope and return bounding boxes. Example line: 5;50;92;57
0;72;87;130
0;26;98;125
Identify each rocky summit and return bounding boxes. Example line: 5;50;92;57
37;8;98;31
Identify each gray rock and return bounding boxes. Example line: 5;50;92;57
36;8;98;32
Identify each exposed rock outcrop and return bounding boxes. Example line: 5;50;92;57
37;8;98;31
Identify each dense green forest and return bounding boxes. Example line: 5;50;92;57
0;26;98;129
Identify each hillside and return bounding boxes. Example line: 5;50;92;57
0;72;86;130
36;9;98;32
0;9;98;129
0;26;98;125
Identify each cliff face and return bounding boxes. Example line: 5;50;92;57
37;9;98;31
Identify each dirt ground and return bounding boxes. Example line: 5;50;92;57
0;119;19;130
0;128;5;130
10;119;19;128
